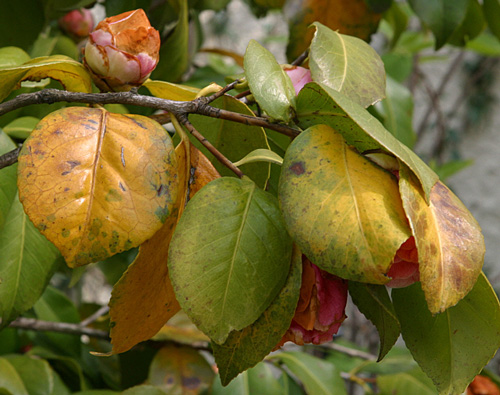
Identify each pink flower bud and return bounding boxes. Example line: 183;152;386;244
84;9;160;92
386;236;420;288
284;66;313;95
276;256;348;347
59;8;94;40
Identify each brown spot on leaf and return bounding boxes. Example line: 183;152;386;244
290;161;305;175
182;376;201;389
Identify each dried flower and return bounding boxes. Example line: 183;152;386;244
84;9;160;92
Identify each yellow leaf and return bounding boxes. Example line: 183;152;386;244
17;107;178;267
279;124;411;283
0;55;92;101
108;142;220;354
143;79;199;101
399;164;485;313
287;0;382;60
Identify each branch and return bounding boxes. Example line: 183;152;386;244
0;147;21;168
321;342;377;361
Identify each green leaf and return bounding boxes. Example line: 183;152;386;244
105;0;153;17
0;1;45;50
122;385;166;395
233;149;283;167
0;55;92;102
189;96;271;189
279;124;411;283
0;47;30;69
348;282;400;361
3;116;39;140
169;177;293;344
309;22;386;107
212;362;284;395
269;352;347;395
244;40;296;122
447;0;485;46
213;245;302;385
152;0;189;82
0;132;61;325
466;32;500;56
359;346;417;375
295;82;439;200
392;273;500;395
4;355;55;395
430;159;473;181
378;367;438;395
382;2;409;48
148;345;214;394
0;357;28;395
33;286;81;357
483;0;500;41
408;0;468;49
375;76;416;148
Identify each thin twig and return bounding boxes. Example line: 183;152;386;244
176;114;245;178
202;80;240;104
291;50;309;66
321;342;377;361
4;317;109;340
0;147;21;168
80;305;109;327
234;89;251;99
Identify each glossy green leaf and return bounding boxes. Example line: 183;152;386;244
269;352;347;395
189;96;271;189
348;282;400;361
3;116;39;140
0;47;30;69
0;357;28;395
169;177;292;344
279;124;411;283
408;0;468;49
4;355;54;395
244;40;296;122
483;0;500;41
148;345;214;394
233;149;283;167
466;32;500;56
0;55;92;102
392;273;500;395
382;2;409;48
0;132;61;326
309;22;386;107
213;245;302;385
448;0;485;46
359;347;417;376
296;82;439;199
0;1;44;50
143;80;199;101
375;76;416;148
378;367;438;395
33;286;81;357
152;0;189;82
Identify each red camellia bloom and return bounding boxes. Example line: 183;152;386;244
276;256;348;347
386;236;420;288
284;65;313;95
59;8;94;40
84;9;160;92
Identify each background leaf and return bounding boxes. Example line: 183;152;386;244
233;149;283;167
4;354;57;395
244;40;296;122
0;47;30;69
3;116;39;140
348;282;400;360
483;0;500;41
392;274;500;395
0;1;45;50
398;164;484;313
377;367;438;395
213;245;302;385
279;124;410;283
168;177;292;344
0;357;28;395
295;82;439;199
309;22;386;107
17;107;178;267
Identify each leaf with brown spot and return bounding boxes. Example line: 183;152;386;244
17;106;178;267
286;0;383;61
108;142;220;354
398;163;485;313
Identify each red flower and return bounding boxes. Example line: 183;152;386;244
59;8;94;40
386;236;420;288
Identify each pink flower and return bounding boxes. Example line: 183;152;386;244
84;9;160;92
386;237;420;288
59;8;94;40
284;66;313;95
276;256;348;347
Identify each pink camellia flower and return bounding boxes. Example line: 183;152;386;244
59;9;94;40
276;256;348;347
84;9;160;92
284;65;313;95
386;236;420;288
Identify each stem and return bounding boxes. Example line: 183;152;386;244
291;50;309;66
177;114;244;179
0;147;21;168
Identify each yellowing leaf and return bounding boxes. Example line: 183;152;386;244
17;107;178;267
287;0;382;61
279;124;411;283
143;79;199;101
152;310;210;345
109;143;220;354
398;164;485;313
0;55;92;101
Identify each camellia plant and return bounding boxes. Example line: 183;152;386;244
1;2;500;395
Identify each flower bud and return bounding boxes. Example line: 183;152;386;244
276;256;348;347
84;9;160;92
59;8;94;40
284;65;313;95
